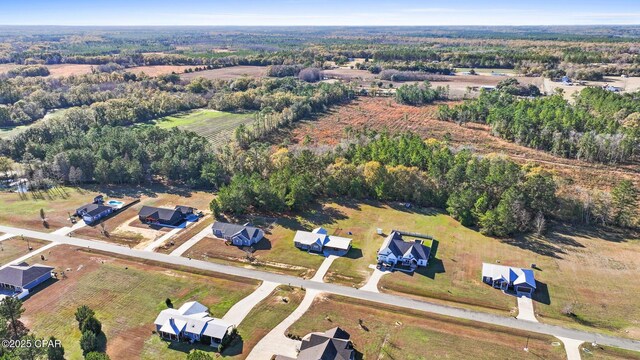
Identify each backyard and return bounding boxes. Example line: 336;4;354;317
21;245;259;360
287;294;566;360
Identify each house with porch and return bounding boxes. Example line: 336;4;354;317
154;301;234;347
481;263;537;296
211;221;264;246
138;205;194;227
0;262;54;299
293;227;352;256
377;231;430;271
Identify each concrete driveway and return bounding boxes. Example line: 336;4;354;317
516;294;537;322
310;255;337;282
222;281;280;325
359;264;389;293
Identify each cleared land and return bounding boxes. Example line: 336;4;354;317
281;96;639;190
0;64;196;78
150;109;256;147
180;66;268;81
21;245;259;360
0;237;50;265
287;294;566;360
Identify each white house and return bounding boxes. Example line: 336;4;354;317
377;231;430;270
481;263;536;295
293;227;352;255
154;301;234;346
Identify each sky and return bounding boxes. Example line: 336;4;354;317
1;0;640;26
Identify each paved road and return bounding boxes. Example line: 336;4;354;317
1;224;639;353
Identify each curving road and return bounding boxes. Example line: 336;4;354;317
1;224;639;353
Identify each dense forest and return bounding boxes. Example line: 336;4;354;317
437;85;640;164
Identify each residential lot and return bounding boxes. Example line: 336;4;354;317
287;294;566;360
21;245;259;360
180;65;268;81
0;237;50;265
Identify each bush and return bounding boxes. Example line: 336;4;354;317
85;352;110;360
80;331;98;354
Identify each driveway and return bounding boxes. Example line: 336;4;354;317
0;233;14;242
0;224;639;353
310;255;337;282
170;225;212;256
0;242;58;269
142;226;182;251
557;337;584;360
516;294;537;322
359;264;389;293
246;289;321;360
222;281;280;325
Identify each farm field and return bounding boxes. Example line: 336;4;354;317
287;294;566;360
21;245;259;360
285;200;640;338
149;109;256;148
0;237;50;265
282;96;639;190
0;64;199;78
180;65;268;81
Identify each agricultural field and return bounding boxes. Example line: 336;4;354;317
282;96;639;191
21;245;259;360
0;64;199;78
149;109;256;148
180;65;268;81
0;237;50;265
287;294;566;360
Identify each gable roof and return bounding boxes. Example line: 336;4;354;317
212;222;264;240
154;301;233;339
0;263;54;288
76;203;112;217
298;328;353;360
380;232;430;261
481;263;536;289
138;206;182;223
293;229;352;251
175;205;194;215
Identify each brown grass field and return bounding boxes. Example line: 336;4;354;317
0;237;50;265
282;96;639;191
21;245;259;360
0;64;195;78
180;65;268;81
287;294;566;360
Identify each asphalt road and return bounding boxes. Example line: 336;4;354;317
1;224;639;352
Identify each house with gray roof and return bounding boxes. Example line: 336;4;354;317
211;221;264;246
293;227;352;256
154;301;234;346
482;263;536;295
0;262;54;299
377;231;430;271
138;205;193;226
275;327;354;360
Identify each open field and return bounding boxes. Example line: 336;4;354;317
281;96;639;190
0;107;76;140
21;245;259;360
287;294;566;360
128;65;194;76
180;65;268;81
582;344;640;360
184;215;328;278
0;64;197;78
0;237;50;265
149;109;256;147
222;285;305;359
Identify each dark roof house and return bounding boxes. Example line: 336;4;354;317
211;221;264;246
377;231;430;270
75;203;113;224
0;262;54;292
276;327;354;360
138;205;192;226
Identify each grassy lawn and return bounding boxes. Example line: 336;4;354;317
22;246;258;360
308;200;640;338
582;344;640;360
0;237;50;265
184;215;326;278
149;109;255;148
223;285;305;359
287;294;566;360
156;216;214;254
